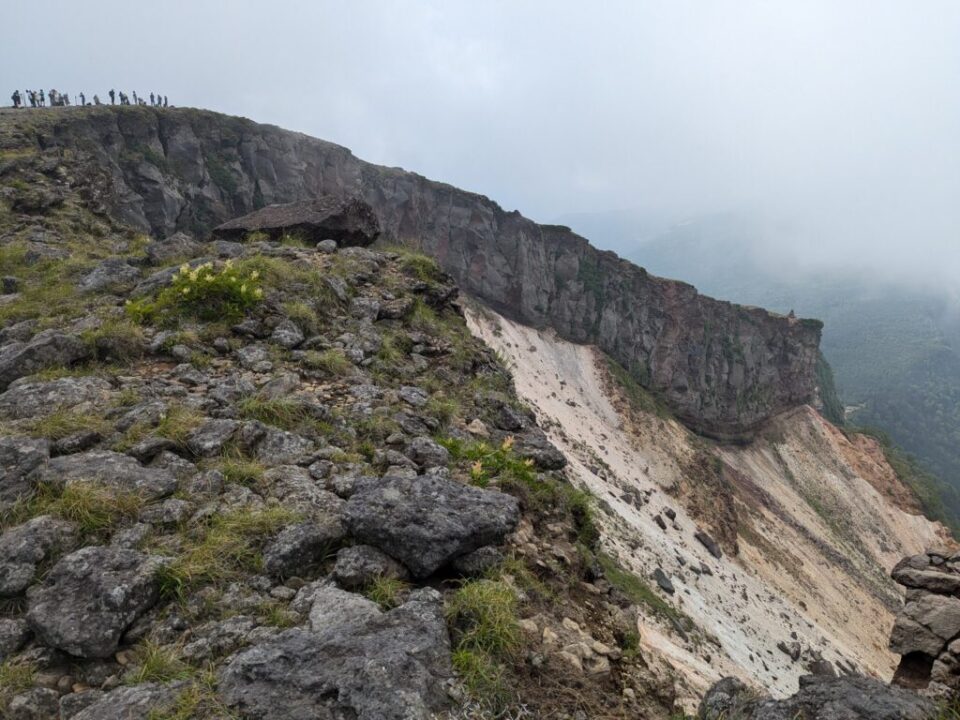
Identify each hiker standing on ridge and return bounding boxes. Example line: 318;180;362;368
11;90;21;108
38;89;44;107
79;92;85;106
109;89;115;104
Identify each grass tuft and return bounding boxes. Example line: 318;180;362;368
0;659;36;713
363;575;410;610
129;640;194;684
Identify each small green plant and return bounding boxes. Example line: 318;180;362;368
257;600;300;628
363;576;410;610
238;396;323;435
145;668;239;720
129;640;194;684
213;450;266;487
440;436;536;489
155;404;204;447
82;317;146;362
5;482;145;538
596;551;687;625
282;300;320;334
126;260;263;325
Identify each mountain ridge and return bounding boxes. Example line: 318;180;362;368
1;105;826;440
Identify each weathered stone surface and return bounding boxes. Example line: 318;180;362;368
30;108;822;439
69;682;187;720
0;617;30;660
144;231;202;265
8;687;60;719
344;472;520;578
308;584;381;630
263;519;346;578
219;588;450;719
405;436;450;469
0;376;113;419
0;330;89;390
450;545;503;577
333;544;410;589
77;258;140;293
699;675;933;720
29;450;178;500
0;436;49;509
0;515;78;595
26;546;163;657
213;196;380;247
695;530;723;559
270;319;304;349
186;418;239;457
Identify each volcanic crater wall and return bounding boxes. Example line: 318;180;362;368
13;106;822;438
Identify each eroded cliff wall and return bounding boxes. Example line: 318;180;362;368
3;106;822;438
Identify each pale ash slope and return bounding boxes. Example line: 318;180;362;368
467;307;951;710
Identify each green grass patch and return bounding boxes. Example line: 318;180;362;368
0;659;36;713
362;576;410;610
128;640;194;684
596;551;686;625
237;396;326;436
300;348;352;376
4;482;145;539
22;408;112;441
210;450;266;488
155;405;205;448
155;507;299;601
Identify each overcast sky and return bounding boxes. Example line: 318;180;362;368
3;1;959;283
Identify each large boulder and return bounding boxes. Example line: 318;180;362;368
0;436;49;510
333;544;410;590
0;376;113;419
263;518;346;578
212;196;380;247
26;546;163;657
144;231;203;266
76;259;141;293
699;675;933;720
343;471;520;578
29;450;178;500
219;588;451;719
0;515;78;595
69;682;188;720
0;330;90;390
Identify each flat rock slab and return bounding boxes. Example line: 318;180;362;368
0;376;113;419
70;682;188;720
26;546;163;658
343;472;519;578
0;515;78;596
29;450;178;500
213;196;380;247
219;588;451;720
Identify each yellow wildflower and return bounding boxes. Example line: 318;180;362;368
501;436;515;451
181;287;190;295
250;270;260;280
253;288;264;298
179;263;190;274
240;283;247;293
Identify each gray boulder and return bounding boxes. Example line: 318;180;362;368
344;472;520;578
263;519;346;578
698;675;933;720
405;436;450;469
219;588;450;719
26;546;163;658
8;688;60;719
309;584;382;630
270;319;304;349
0;515;78;595
77;259;141;293
333;544;410;590
0;330;90;390
144;231;202;266
29;450;178;500
0;618;29;660
0;436;49;510
0;376;113;419
186;418;239;457
69;682;188;720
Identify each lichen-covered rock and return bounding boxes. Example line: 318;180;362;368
144;231;202;266
333;544;410;589
76;259;141;293
0;436;49;509
26;546;164;658
219;588;451;719
29;450;178;500
263;519;346;578
186;418;239;457
8;687;60;720
0;330;90;390
699;675;933;720
0;515;78;595
405;436;450;469
344;471;520;578
0;617;30;660
69;682;188;720
0;376;113;419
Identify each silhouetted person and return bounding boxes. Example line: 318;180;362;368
132;91;138;105
93;94;101;106
163;95;168;107
27;91;36;108
109;89;115;104
79;92;85;106
47;89;54;106
11;90;20;108
149;92;154;106
38;89;44;107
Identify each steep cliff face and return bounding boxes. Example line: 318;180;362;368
467;306;952;710
1;106;823;439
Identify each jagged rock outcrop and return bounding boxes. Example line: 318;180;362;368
213;195;380;247
12;107;824;438
698;675;933;720
889;549;960;696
